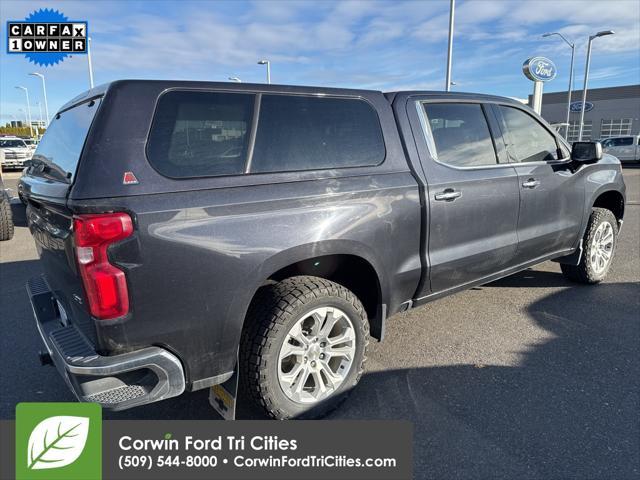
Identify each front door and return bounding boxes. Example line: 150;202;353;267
493;104;584;263
410;100;520;296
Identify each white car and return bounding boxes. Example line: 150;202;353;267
0;137;33;169
601;135;640;164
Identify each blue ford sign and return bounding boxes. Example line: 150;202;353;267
570;101;594;113
523;57;557;82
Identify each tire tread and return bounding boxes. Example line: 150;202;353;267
0;191;14;241
240;275;369;419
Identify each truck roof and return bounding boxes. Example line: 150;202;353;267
60;79;525;112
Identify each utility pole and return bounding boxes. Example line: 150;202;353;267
578;30;614;141
445;0;455;92
29;72;50;127
15;86;33;137
87;37;95;88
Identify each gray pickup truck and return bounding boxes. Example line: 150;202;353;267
20;81;626;419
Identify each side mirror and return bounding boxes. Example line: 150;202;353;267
571;141;603;163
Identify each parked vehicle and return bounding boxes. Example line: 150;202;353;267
0;136;32;170
0;157;15;241
601;135;640;163
22;137;39;152
20;81;626;419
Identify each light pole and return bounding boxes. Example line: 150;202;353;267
578;30;614;141
258;60;271;84
542;32;575;139
29;72;50;127
228;77;242;83
37;102;44;129
15;86;33;137
87;37;95;88
445;0;455;91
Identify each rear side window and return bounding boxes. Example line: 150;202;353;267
422;103;498;167
250;95;385;173
617;137;633;146
32;99;101;182
147;91;254;178
498;106;559;163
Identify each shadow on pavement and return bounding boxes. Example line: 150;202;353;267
10;202;28;228
486;267;576;288
332;281;640;479
106;280;639;478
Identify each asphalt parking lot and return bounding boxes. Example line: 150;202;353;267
1;168;638;479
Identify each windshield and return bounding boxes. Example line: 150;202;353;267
0;139;27;148
32;98;101;182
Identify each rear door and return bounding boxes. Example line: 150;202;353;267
493;104;584;263
22;98;102;344
409;99;520;296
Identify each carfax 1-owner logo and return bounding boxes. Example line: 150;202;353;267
7;8;88;66
15;403;102;480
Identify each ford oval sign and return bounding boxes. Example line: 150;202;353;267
523;57;557;82
570;101;594;113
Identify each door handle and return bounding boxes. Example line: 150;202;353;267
522;178;540;189
434;189;462;201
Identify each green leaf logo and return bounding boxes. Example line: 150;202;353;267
27;416;90;470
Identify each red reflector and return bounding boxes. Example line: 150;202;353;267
122;171;139;185
73;213;133;319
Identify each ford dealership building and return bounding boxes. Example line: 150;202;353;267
532;84;640;142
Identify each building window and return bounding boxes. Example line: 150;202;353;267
600;119;633;139
567;120;592;142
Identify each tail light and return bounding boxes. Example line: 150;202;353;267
73;213;133;319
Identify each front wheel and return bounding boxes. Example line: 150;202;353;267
240;276;369;419
561;207;618;284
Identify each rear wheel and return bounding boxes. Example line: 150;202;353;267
0;191;14;241
240;276;369;419
561;208;618;284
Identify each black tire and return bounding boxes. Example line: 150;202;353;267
561;207;618;284
0;191;14;241
240;276;369;419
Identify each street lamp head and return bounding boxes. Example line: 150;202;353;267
29;72;44;79
228;77;241;83
591;30;615;40
542;32;553;37
257;60;269;65
15;85;27;91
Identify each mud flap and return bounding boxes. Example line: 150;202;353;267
553;240;583;266
209;353;239;420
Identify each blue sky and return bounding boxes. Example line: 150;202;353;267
1;0;639;125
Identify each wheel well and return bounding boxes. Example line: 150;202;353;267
593;191;624;224
268;254;382;336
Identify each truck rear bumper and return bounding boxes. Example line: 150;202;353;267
27;276;185;411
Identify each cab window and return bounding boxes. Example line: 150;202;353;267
498;106;560;163
422;103;498;168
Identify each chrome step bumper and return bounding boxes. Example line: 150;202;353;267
27;276;185;411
